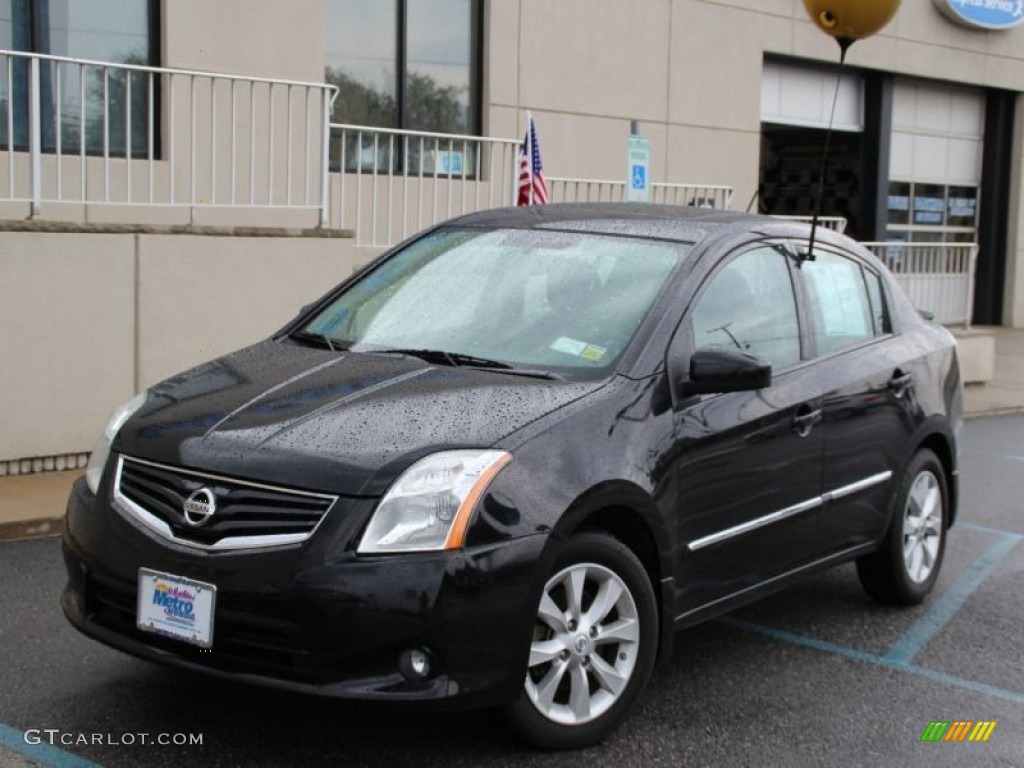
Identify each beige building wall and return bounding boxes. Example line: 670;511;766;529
0;233;136;461
162;0;326;82
484;0;1024;323
485;0;1024;202
1007;92;1024;328
0;228;359;464
4;0;1024;467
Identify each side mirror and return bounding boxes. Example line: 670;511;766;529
681;346;772;395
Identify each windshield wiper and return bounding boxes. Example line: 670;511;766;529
366;348;564;381
290;330;346;352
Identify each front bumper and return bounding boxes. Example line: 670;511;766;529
62;476;547;707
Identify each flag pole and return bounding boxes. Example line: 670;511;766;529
527;111;534;206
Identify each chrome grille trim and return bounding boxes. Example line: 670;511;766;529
113;455;337;551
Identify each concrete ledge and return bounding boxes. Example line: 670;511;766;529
0;517;64;543
0;470;78;541
952;328;996;385
0;219;355;239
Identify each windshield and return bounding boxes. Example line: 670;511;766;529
300;227;686;377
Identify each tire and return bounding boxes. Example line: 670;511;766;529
856;449;949;606
506;532;658;750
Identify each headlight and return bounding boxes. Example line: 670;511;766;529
357;450;512;554
85;392;148;495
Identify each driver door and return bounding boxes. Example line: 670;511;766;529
669;244;826;619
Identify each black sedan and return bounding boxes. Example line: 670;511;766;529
62;205;961;749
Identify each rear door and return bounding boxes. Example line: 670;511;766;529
799;248;917;555
670;243;825;618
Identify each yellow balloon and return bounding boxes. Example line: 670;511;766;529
802;0;902;42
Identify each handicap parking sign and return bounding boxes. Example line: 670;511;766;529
626;135;650;203
631;164;646;190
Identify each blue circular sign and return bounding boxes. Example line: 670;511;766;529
934;0;1024;30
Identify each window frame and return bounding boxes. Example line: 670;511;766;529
885;180;980;244
326;0;483;138
795;245;896;361
668;240;810;391
1;0;161;158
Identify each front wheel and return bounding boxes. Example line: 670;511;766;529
506;532;658;750
857;449;949;605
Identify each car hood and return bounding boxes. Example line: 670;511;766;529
116;340;603;496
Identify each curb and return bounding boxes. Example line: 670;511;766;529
964;407;1024;419
0;517;64;543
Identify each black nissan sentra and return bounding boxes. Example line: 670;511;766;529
63;205;961;749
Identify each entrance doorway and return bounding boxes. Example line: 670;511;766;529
758;124;866;241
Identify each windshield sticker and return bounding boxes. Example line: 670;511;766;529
550;336;588;356
581;345;607;362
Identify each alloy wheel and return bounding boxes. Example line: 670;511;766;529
902;470;943;584
524;562;640;726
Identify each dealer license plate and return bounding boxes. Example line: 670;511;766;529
136;568;216;648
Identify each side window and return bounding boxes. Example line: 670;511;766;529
863;268;892;335
692;247;801;370
803;251;878;356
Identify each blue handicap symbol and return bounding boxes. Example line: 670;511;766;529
631;165;646;189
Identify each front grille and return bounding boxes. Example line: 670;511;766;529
115;455;336;550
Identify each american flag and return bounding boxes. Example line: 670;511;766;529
517;114;548;206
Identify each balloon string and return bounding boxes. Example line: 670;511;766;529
806;43;849;262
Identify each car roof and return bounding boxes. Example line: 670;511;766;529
446;203;772;244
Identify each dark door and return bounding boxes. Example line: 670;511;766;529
800;248;916;555
670;245;825;619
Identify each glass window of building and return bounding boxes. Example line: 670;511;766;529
0;0;158;156
887;80;984;244
325;0;481;174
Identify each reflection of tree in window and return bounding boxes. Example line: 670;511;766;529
325;0;479;174
0;0;156;157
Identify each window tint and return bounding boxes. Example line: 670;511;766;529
692;247;801;370
803;251;875;355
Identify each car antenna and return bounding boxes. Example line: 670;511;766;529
802;39;851;264
797;0;904;261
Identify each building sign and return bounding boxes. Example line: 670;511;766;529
933;0;1024;30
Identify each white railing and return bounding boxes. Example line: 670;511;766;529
547;177;734;210
771;215;848;233
329;123;521;246
0;49;337;224
863;242;979;327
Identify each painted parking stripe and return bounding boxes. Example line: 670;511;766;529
721;618;1024;706
962;521;1024;539
884;533;1020;664
0;724;102;768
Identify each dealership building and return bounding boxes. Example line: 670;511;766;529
1;0;1023;472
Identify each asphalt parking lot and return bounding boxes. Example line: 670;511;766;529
0;415;1021;768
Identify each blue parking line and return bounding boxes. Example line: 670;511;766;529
0;724;102;768
721;618;1024;706
962;521;1024;539
884;533;1020;664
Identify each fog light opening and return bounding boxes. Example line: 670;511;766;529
399;647;435;681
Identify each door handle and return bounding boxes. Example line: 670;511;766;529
792;408;822;438
888;371;913;399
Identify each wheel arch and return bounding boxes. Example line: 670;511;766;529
911;426;958;528
549;481;676;663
